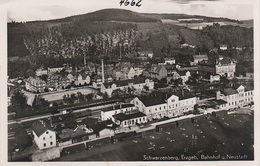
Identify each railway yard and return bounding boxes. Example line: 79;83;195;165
53;110;254;161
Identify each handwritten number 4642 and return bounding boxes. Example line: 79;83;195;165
119;0;142;7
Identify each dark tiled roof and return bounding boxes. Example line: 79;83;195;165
87;119;118;132
217;58;234;65
177;70;188;76
101;103;135;112
171;89;195;100
82;118;98;126
245;85;254;91
215;99;228;105
139;93;167;107
221;88;238;96
31;121;55;137
139;89;195;107
113;112;146;122
198;60;215;67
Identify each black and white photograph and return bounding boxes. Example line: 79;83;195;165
0;0;259;164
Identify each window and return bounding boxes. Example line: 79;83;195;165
46;131;49;134
155;108;157;111
50;142;53;145
43;143;46;147
43;137;45;140
159;107;161;110
125;121;127;125
50;135;52;139
164;106;166;109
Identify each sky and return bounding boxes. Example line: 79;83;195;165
0;0;254;22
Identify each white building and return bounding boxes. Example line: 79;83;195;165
100;77;154;97
177;71;191;84
32;121;56;150
191;55;208;66
113;111;147;128
138;51;154;58
122;67;144;79
75;73;91;86
215;59;236;78
131;89;196;121
220;44;228;50
100;103;136;121
47;67;64;74
216;85;254;109
164;58;176;65
35;67;48;76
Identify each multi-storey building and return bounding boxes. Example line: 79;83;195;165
216;85;254;108
32;121;56;150
198;58;236;78
131;89;196;121
143;65;168;80
112;111;147;128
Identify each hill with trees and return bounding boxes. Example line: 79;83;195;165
8;9;253;78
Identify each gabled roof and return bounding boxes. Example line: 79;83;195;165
32;121;54;137
221;88;238;96
177;70;188;76
149;65;167;74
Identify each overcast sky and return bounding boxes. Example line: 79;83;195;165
1;0;254;22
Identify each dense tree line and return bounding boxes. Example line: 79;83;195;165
202;23;253;48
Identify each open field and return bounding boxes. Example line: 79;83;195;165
55;110;254;161
161;19;253;29
40;88;94;101
23;87;95;103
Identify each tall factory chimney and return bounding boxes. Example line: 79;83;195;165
101;59;105;83
84;54;86;66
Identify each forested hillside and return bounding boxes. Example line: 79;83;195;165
8;9;254;78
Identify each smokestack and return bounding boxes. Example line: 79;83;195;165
84;54;86;66
101;59;105;83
